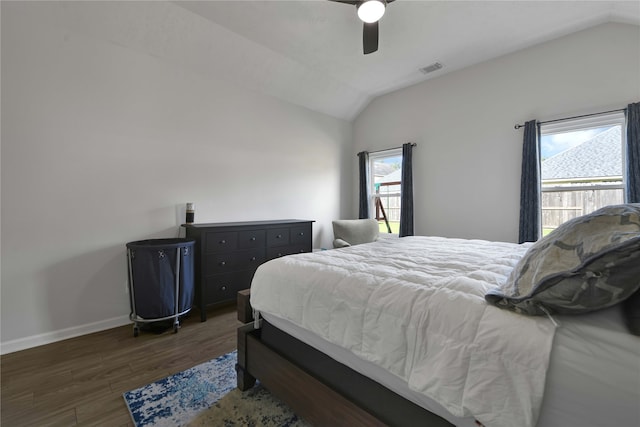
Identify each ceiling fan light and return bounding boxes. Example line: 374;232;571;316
357;0;385;23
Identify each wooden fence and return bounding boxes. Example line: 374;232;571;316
541;188;624;230
376;186;624;232
375;182;401;222
375;194;400;221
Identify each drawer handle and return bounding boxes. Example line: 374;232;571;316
219;239;226;244
299;232;304;236
276;234;282;239
221;285;227;291
219;261;226;266
250;256;257;261
250;237;256;241
277;253;283;257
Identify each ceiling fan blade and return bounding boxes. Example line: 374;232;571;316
326;0;358;4
363;21;379;54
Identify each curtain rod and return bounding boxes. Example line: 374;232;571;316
514;107;626;130
358;143;416;156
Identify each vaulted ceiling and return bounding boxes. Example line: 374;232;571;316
52;1;640;121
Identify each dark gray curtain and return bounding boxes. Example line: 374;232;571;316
627;102;640;203
399;143;414;237
358;151;369;219
518;120;540;243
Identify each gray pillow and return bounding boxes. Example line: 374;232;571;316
486;204;640;316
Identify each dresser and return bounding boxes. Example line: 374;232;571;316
184;219;314;321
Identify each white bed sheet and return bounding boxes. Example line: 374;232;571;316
251;237;640;427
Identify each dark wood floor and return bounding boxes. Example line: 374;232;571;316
1;305;238;426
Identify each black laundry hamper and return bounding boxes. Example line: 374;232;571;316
126;238;195;336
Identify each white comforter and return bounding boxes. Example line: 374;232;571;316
250;236;557;427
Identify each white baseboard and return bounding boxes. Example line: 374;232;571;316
0;315;131;355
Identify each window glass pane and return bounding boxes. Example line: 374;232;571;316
541;126;622;183
370;153;402;233
540;123;625;236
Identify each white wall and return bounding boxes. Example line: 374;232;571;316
0;2;352;352
354;22;640;242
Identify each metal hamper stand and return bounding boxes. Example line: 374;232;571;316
126;238;195;337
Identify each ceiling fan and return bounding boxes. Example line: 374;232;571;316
329;0;395;54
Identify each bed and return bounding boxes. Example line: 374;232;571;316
236;206;640;427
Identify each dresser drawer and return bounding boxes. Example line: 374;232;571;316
266;244;308;260
204;248;265;275
204;271;255;305
205;231;237;253
238;230;265;249
290;225;311;246
267;228;290;247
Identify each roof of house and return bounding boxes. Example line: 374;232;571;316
377;169;402;184
541;126;622;180
373;163;396;178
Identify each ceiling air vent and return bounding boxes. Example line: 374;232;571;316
420;62;443;74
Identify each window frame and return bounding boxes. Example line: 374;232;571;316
368;148;402;233
538;111;627;235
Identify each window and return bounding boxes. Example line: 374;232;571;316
540;112;626;236
369;149;402;234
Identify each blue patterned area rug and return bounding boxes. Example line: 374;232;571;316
123;350;308;426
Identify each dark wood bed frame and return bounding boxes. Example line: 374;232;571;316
235;292;455;427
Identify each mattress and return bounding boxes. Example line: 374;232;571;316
251;236;640;427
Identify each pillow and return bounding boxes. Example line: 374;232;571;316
332;219;380;248
486;204;640;316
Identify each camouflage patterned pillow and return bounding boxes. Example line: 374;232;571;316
486;204;640;316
